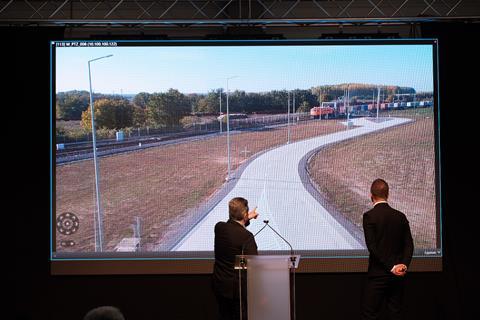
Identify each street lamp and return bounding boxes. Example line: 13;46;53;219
226;76;238;181
376;86;381;120
219;90;223;133
287;91;291;144
88;54;113;252
346;84;351;127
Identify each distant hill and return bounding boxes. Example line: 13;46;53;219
311;83;417;100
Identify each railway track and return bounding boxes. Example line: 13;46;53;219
55;129;220;164
55;115;318;164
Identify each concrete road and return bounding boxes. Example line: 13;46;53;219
174;117;412;251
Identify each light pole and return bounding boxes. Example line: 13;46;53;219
219;90;222;133
287;91;291;144
293;91;296;121
346;85;350;122
376;86;381;120
88;54;112;252
226;76;238;181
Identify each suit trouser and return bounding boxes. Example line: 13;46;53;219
361;275;405;320
215;293;248;320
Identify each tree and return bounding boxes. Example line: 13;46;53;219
81;108;92;131
297;101;311;113
146;89;190;128
133;92;151;109
319;94;334;104
81;98;134;130
206;89;223;114
195;97;212;114
55;101;61;120
56;91;90;120
132;106;147;127
293;89;317;109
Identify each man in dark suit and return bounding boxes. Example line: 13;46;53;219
213;197;259;320
361;179;414;320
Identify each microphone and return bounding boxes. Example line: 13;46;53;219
263;220;294;256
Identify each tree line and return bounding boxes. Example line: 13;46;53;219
56;84;419;131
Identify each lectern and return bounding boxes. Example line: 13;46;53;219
235;255;300;320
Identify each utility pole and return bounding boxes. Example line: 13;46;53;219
219;90;222;133
287;91;291;144
376;86;381;120
346;84;350;124
88;54;113;252
226;76;238;181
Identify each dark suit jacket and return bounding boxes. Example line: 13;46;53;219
362;202;414;276
213;219;258;299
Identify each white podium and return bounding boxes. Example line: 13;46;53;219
235;255;300;320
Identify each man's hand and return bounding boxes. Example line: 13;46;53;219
248;207;259;220
391;264;407;276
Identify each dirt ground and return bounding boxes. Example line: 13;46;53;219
307;109;437;249
55;119;346;252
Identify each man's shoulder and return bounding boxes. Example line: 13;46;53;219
215;221;228;231
382;204;406;218
363;203;392;217
215;220;242;231
363;207;375;217
391;207;409;222
244;228;254;237
366;203;408;220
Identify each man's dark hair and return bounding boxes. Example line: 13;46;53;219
83;306;125;320
229;197;248;221
370;179;389;199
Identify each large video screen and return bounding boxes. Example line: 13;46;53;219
51;39;441;273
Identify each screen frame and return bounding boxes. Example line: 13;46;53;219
51;38;442;274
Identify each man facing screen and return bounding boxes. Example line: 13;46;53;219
213;197;259;320
361;179;414;320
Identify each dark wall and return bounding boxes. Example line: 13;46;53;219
13;23;477;320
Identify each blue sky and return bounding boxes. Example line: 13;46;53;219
55;43;434;94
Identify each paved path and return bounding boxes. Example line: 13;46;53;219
174;117;412;251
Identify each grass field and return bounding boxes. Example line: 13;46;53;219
307;108;437;249
55;118;346;252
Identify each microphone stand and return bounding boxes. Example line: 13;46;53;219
241;222;269;258
263;220;296;320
